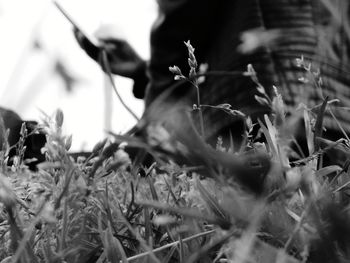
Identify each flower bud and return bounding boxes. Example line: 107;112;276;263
169;65;182;75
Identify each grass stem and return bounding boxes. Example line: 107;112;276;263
127;229;216;262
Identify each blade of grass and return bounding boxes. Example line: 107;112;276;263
303;108;314;156
258;118;277;157
147;177;159;201
127;229;216;262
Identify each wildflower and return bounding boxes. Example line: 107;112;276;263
169;65;185;80
169;65;182;76
184;40;198;71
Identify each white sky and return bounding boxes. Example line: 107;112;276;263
0;0;157;151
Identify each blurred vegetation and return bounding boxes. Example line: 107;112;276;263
1;1;350;262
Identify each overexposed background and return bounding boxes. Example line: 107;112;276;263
0;0;157;151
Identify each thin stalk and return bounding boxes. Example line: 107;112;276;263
100;50;140;122
190;78;205;137
127;229;216;262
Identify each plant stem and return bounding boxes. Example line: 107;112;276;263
191;79;205;137
100;50;140;122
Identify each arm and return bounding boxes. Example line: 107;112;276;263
74;27;148;99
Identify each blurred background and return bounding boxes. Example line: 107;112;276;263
0;0;157;151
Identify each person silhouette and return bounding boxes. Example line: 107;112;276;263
76;0;350;147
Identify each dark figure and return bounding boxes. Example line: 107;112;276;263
0;107;46;170
76;0;350;145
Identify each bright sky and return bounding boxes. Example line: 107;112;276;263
0;0;157;151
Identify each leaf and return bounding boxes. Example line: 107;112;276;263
258;118;277;157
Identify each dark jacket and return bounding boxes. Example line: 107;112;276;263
136;0;350;138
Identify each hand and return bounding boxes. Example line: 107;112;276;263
74;25;146;79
